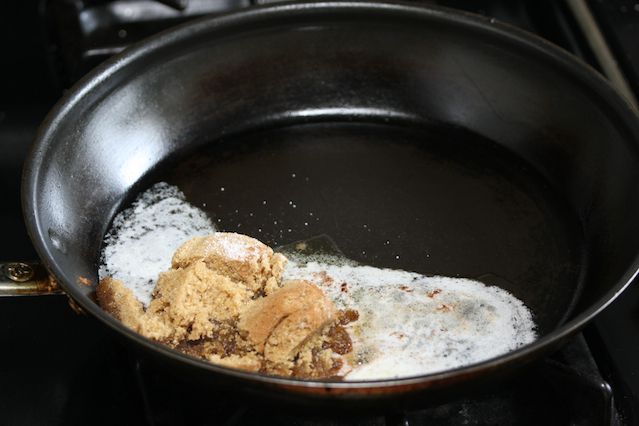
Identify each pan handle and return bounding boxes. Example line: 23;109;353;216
0;262;63;296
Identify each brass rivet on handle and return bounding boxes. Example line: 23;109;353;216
4;262;34;282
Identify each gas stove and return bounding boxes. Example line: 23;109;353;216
1;1;638;425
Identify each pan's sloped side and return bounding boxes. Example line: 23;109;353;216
22;1;639;403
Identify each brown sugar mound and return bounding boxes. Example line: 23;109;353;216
96;276;145;330
239;280;336;376
172;233;287;296
96;232;357;379
145;260;253;344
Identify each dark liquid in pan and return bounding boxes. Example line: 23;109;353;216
152;123;584;335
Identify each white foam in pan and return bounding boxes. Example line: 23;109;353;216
99;182;536;380
283;256;537;380
98;182;215;305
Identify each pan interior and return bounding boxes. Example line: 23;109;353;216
123;121;586;336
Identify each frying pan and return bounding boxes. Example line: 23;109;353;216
11;0;639;407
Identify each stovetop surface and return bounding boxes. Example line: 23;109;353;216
1;1;638;425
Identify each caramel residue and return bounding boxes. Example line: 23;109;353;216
77;276;92;286
437;303;453;312
427;288;442;298
313;270;334;286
